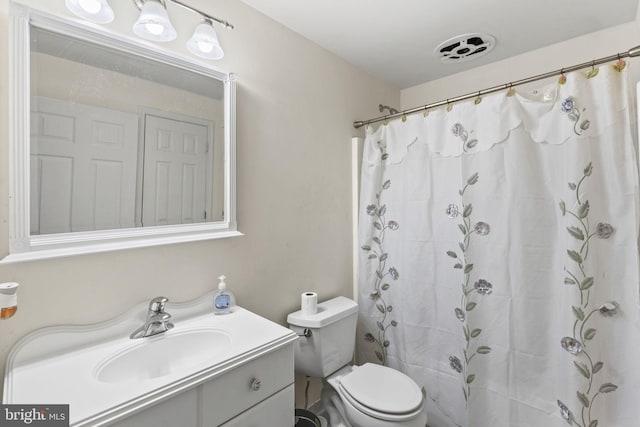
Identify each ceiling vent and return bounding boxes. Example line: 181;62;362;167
434;33;496;64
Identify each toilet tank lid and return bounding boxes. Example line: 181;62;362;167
287;296;358;328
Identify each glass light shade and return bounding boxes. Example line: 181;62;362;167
187;22;224;60
65;0;114;24
133;0;177;42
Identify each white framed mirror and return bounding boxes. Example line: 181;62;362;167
4;4;240;263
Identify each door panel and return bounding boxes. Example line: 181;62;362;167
30;97;138;234
142;115;209;226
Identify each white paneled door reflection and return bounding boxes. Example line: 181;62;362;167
142;115;209;226
30;97;138;235
30;98;212;235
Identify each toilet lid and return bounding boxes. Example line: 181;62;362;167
338;363;423;415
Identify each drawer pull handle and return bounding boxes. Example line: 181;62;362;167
250;378;261;391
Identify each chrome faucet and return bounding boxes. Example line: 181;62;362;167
130;296;174;339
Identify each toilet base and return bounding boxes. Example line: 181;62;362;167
320;382;352;427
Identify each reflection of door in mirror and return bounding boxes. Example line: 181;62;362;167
31;97;139;234
141;114;212;227
30;98;218;234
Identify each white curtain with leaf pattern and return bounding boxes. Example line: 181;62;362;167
357;63;640;427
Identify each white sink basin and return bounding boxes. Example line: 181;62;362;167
95;329;231;384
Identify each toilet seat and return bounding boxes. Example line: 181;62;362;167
336;363;424;422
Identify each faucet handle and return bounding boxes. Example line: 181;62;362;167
149;296;169;314
149;311;172;323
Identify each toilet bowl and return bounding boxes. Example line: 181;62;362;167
287;296;427;427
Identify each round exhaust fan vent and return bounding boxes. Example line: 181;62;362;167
434;33;496;63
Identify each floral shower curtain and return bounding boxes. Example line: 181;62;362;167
357;63;640;427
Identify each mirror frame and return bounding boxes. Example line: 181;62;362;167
4;4;241;263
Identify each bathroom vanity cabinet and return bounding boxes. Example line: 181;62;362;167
111;345;295;427
3;295;297;426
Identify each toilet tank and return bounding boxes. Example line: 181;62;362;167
287;296;358;378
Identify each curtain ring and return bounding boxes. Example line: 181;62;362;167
474;91;482;105
558;68;567;84
505;82;515;97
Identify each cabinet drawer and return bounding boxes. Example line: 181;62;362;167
110;388;199;427
201;344;294;426
221;384;294;427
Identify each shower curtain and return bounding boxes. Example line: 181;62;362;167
357;63;640;427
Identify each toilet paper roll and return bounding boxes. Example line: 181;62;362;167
0;282;19;308
301;292;318;316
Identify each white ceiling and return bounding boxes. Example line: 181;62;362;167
239;0;639;89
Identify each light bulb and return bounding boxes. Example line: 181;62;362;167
198;41;214;53
145;22;165;36
78;0;102;14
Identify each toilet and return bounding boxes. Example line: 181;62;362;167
288;296;427;427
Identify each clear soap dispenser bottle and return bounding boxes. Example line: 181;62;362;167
213;275;235;315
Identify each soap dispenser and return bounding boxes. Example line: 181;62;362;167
213;275;235;315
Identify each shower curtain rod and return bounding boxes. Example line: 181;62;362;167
353;45;640;129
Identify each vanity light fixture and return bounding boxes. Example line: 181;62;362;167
65;0;233;59
65;0;114;24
